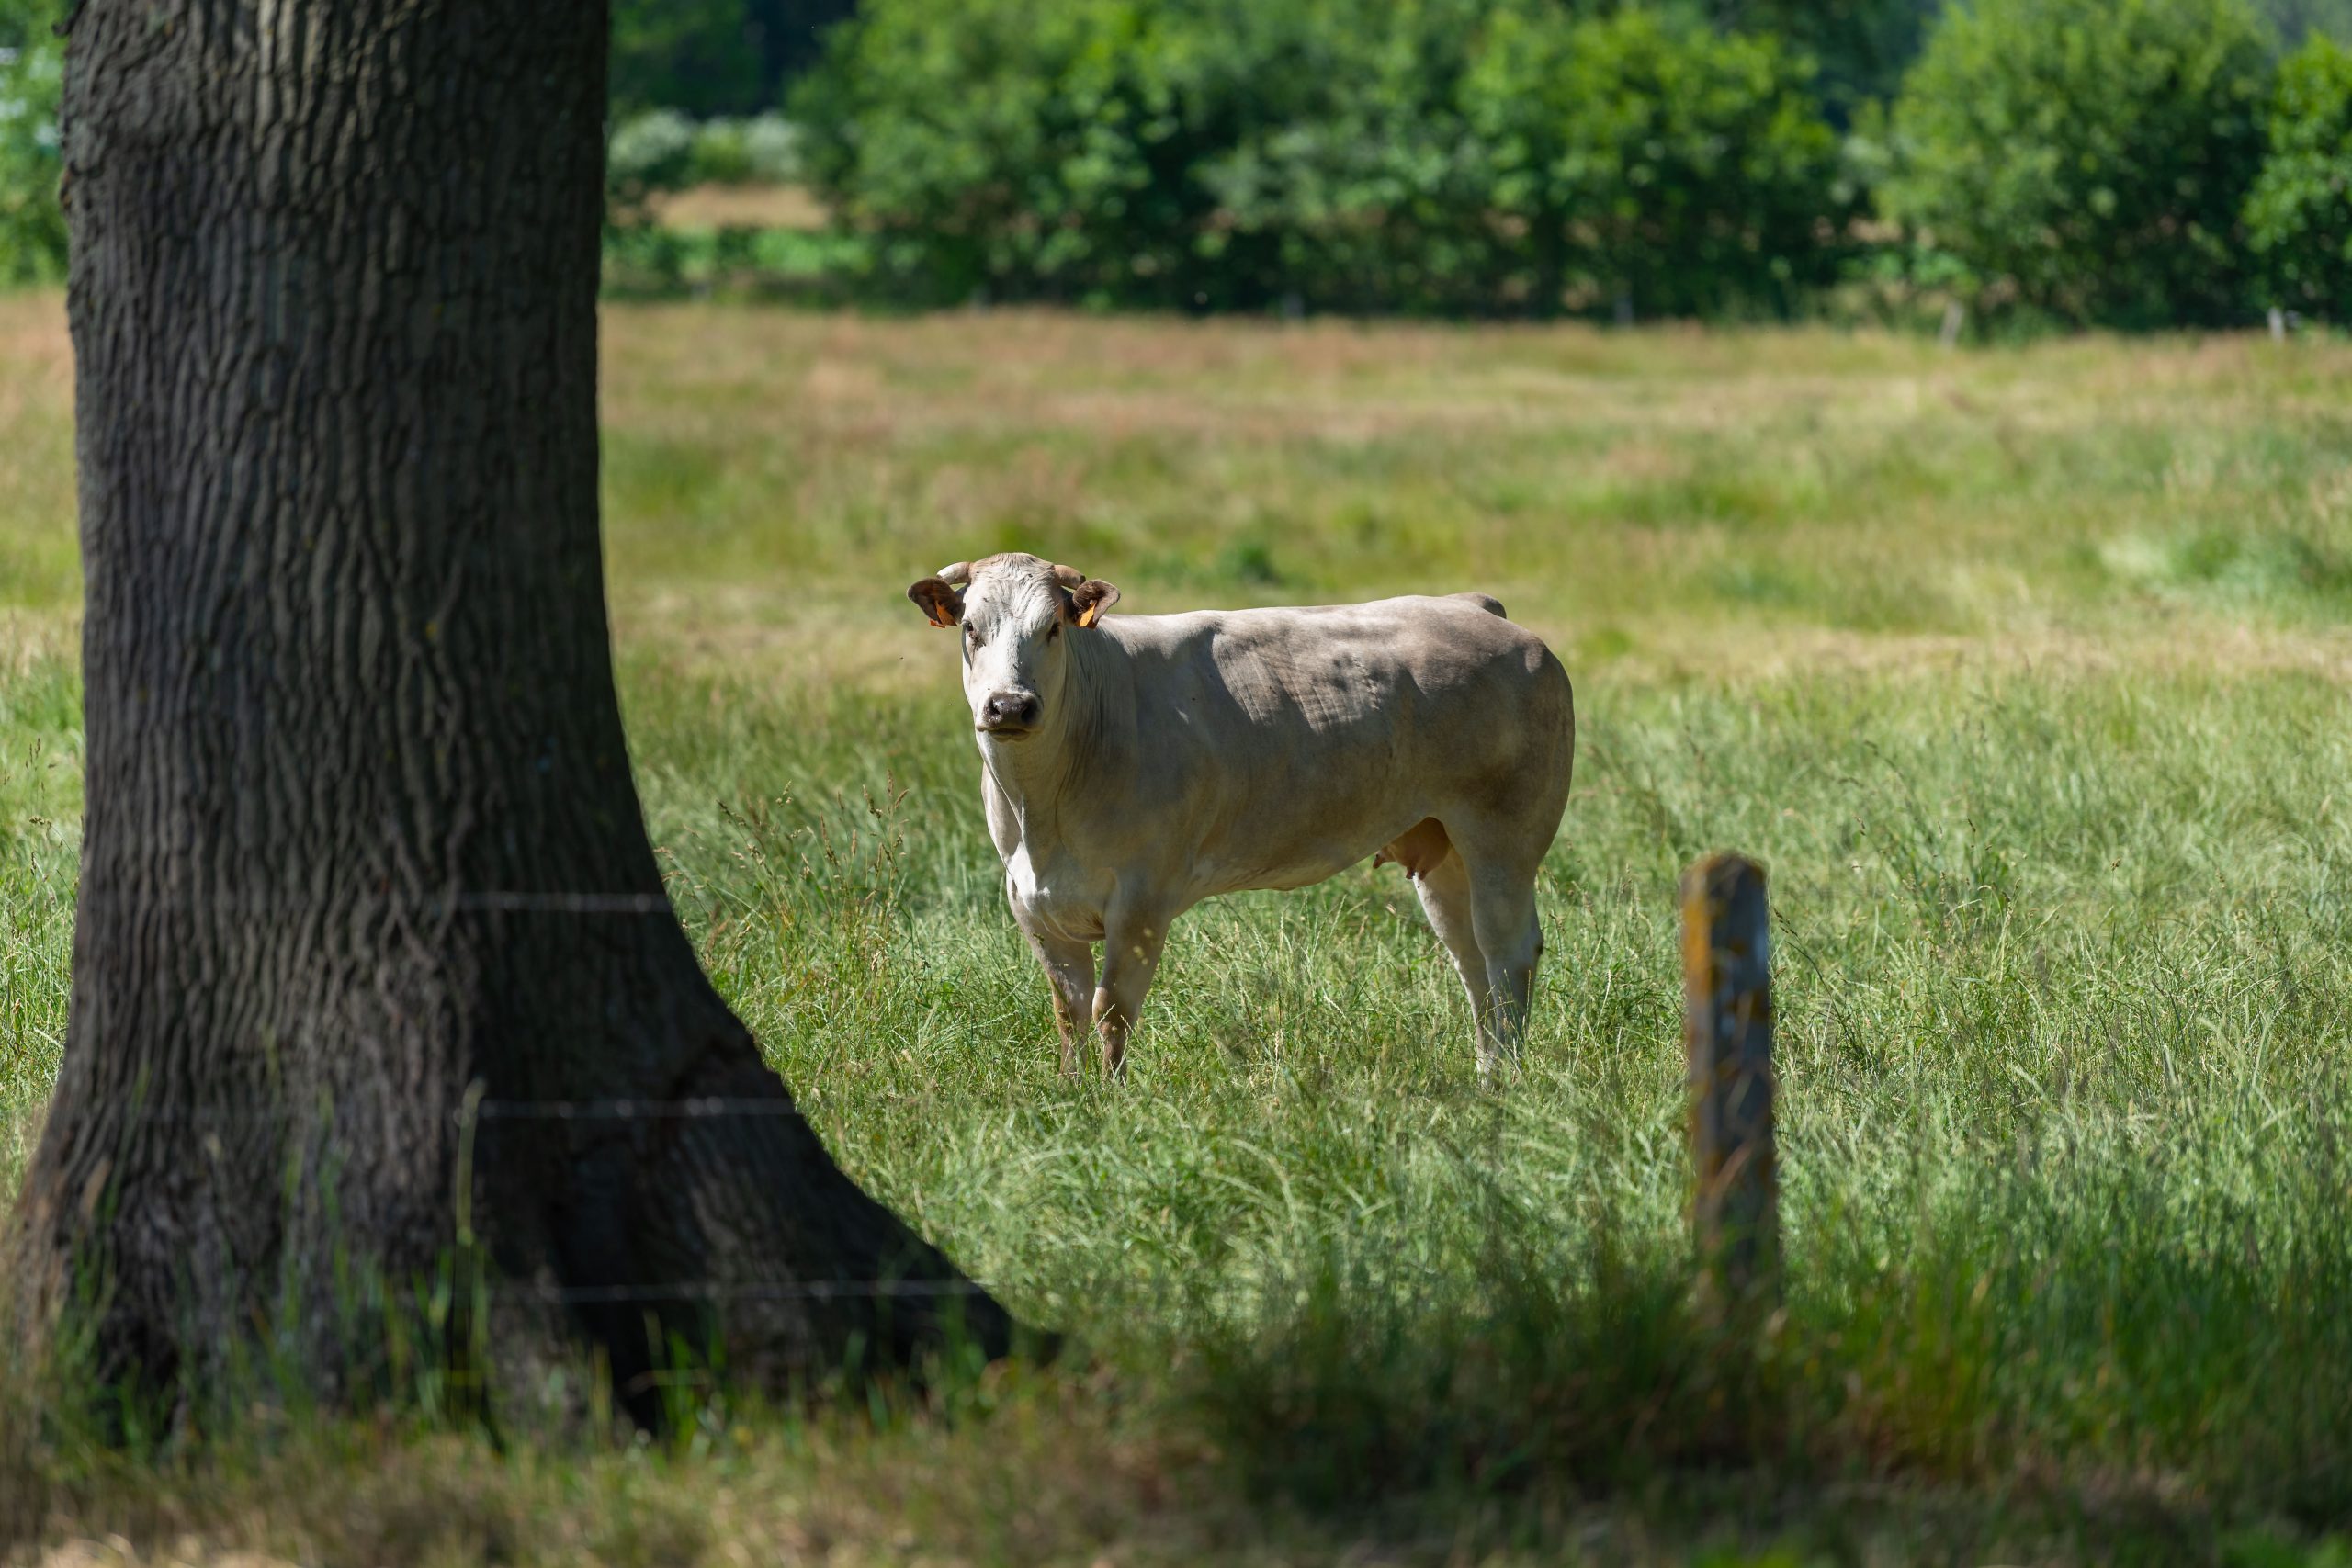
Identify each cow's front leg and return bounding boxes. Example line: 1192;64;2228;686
1093;908;1170;1079
1023;929;1098;1079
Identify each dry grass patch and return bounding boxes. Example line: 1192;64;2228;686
650;183;831;232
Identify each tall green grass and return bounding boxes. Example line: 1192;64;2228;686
617;657;2352;1509
6;297;2352;1560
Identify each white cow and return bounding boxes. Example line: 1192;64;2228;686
907;552;1574;1079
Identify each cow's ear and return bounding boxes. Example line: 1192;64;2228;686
1068;578;1120;628
907;576;965;628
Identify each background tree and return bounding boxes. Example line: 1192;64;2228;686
610;0;856;116
792;0;1213;308
1721;0;1944;118
0;0;63;285
2245;32;2352;317
2259;0;2352;44
6;0;1012;1418
748;0;862;101
793;0;1851;315
1464;3;1846;318
613;0;763;117
1187;0;1508;315
1878;0;2272;327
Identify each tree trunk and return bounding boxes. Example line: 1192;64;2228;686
8;0;1013;1420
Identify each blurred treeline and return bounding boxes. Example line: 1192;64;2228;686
785;0;2352;326
6;0;2351;328
608;0;859;116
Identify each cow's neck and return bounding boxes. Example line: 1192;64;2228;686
976;628;1125;856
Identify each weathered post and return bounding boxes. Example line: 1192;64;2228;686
1682;853;1779;1326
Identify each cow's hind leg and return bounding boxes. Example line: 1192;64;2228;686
1025;929;1097;1079
1409;847;1494;1071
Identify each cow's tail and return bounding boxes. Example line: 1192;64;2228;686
1450;591;1508;619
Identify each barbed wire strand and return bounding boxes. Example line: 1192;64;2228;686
492;1280;1000;1304
54;891;683;915
0;1093;1507;1306
3;1088;1533;1128
1;1099;820;1125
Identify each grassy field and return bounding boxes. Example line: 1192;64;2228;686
6;291;2352;1562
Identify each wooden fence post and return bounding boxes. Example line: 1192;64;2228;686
1682;852;1779;1326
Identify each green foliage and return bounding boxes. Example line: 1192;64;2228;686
2258;0;2352;48
605;108;697;230
1186;0;1510;313
0;0;64;287
1464;4;1849;318
739;112;803;184
610;0;762;118
2246;34;2352;317
1724;0;1945;115
601;222;862;299
791;0;1232;309
1879;0;2273;327
606;110;805;233
684;112;802;185
685;117;756;186
610;0;858;116
794;0;1849;316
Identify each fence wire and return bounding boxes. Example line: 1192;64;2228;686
10;1099;816;1125
56;890;683;916
2;1082;1514;1307
4;1095;1043;1304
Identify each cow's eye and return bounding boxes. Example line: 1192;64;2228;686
965;624;981;648
1046;622;1060;642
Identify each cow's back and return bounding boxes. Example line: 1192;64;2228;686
1099;597;1571;893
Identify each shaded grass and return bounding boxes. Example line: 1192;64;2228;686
25;1368;2309;1566
5;292;2352;1560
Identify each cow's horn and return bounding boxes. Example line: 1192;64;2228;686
1049;562;1086;586
935;560;974;587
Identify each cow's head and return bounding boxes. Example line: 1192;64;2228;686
906;553;1121;740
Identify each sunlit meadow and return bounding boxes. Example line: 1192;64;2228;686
6;294;2352;1562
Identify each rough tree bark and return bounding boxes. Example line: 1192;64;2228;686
7;0;1013;1417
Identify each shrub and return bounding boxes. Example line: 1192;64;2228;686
793;0;1853;315
792;0;1230;309
1179;0;1522;314
1878;0;2272;328
1464;4;1849;319
741;113;802;185
610;0;761;118
1725;0;1947;118
0;0;65;286
2245;33;2352;319
606;108;697;228
683;114;803;186
687;118;755;186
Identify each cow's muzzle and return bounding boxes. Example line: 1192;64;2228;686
978;691;1041;736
